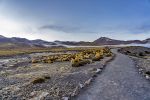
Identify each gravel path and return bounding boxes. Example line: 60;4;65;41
76;49;150;100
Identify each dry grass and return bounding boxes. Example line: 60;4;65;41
31;75;51;84
92;52;103;61
0;48;52;57
31;77;46;84
31;47;112;67
71;59;91;67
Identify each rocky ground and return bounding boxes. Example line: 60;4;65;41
118;46;150;58
75;49;150;100
0;51;113;100
132;57;150;79
119;46;150;80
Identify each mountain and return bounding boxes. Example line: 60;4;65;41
54;40;97;46
143;38;150;43
93;37;148;45
0;35;6;38
0;35;149;49
93;37;124;45
56;37;150;46
0;35;60;49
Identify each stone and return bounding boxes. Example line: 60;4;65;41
30;91;49;100
139;68;143;71
85;78;93;85
79;83;84;88
92;74;97;78
146;75;150;79
71;86;79;96
62;97;69;100
95;68;101;74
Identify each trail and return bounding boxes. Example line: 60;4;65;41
76;49;150;100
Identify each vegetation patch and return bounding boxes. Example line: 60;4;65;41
31;47;112;67
0;47;114;100
31;77;46;84
31;75;51;84
71;59;91;67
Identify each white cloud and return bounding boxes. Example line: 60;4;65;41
97;31;150;41
0;16;21;32
0;4;149;41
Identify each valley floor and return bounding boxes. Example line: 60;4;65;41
0;50;113;100
1;47;150;100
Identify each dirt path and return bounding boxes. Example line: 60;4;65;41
76;49;150;100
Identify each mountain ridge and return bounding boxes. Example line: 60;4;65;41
0;35;149;48
93;37;147;45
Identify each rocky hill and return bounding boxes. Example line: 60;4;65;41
0;35;149;48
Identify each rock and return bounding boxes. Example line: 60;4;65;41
99;66;104;69
95;68;101;74
84;78;93;86
8;64;14;67
0;71;6;74
38;92;49;99
0;64;5;67
71;86;79;96
139;68;143;72
2;85;20;92
79;83;84;88
30;91;37;97
62;97;69;100
146;75;150;79
92;74;97;78
30;91;49;100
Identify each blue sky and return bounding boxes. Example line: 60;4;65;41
0;0;150;41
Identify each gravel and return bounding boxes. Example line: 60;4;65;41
76;49;150;100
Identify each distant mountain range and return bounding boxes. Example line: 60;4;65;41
93;37;150;45
55;37;150;46
0;35;149;49
0;35;60;49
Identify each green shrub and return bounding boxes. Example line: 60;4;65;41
105;53;112;57
31;59;40;63
71;59;91;67
42;59;53;63
43;75;51;79
31;77;46;84
31;47;112;64
92;52;103;61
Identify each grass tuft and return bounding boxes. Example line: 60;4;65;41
31;77;46;84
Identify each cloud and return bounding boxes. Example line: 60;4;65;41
137;24;150;33
39;24;97;33
108;23;150;34
0;15;22;33
128;23;150;34
40;24;78;33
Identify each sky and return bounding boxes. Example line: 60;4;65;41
0;0;150;41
